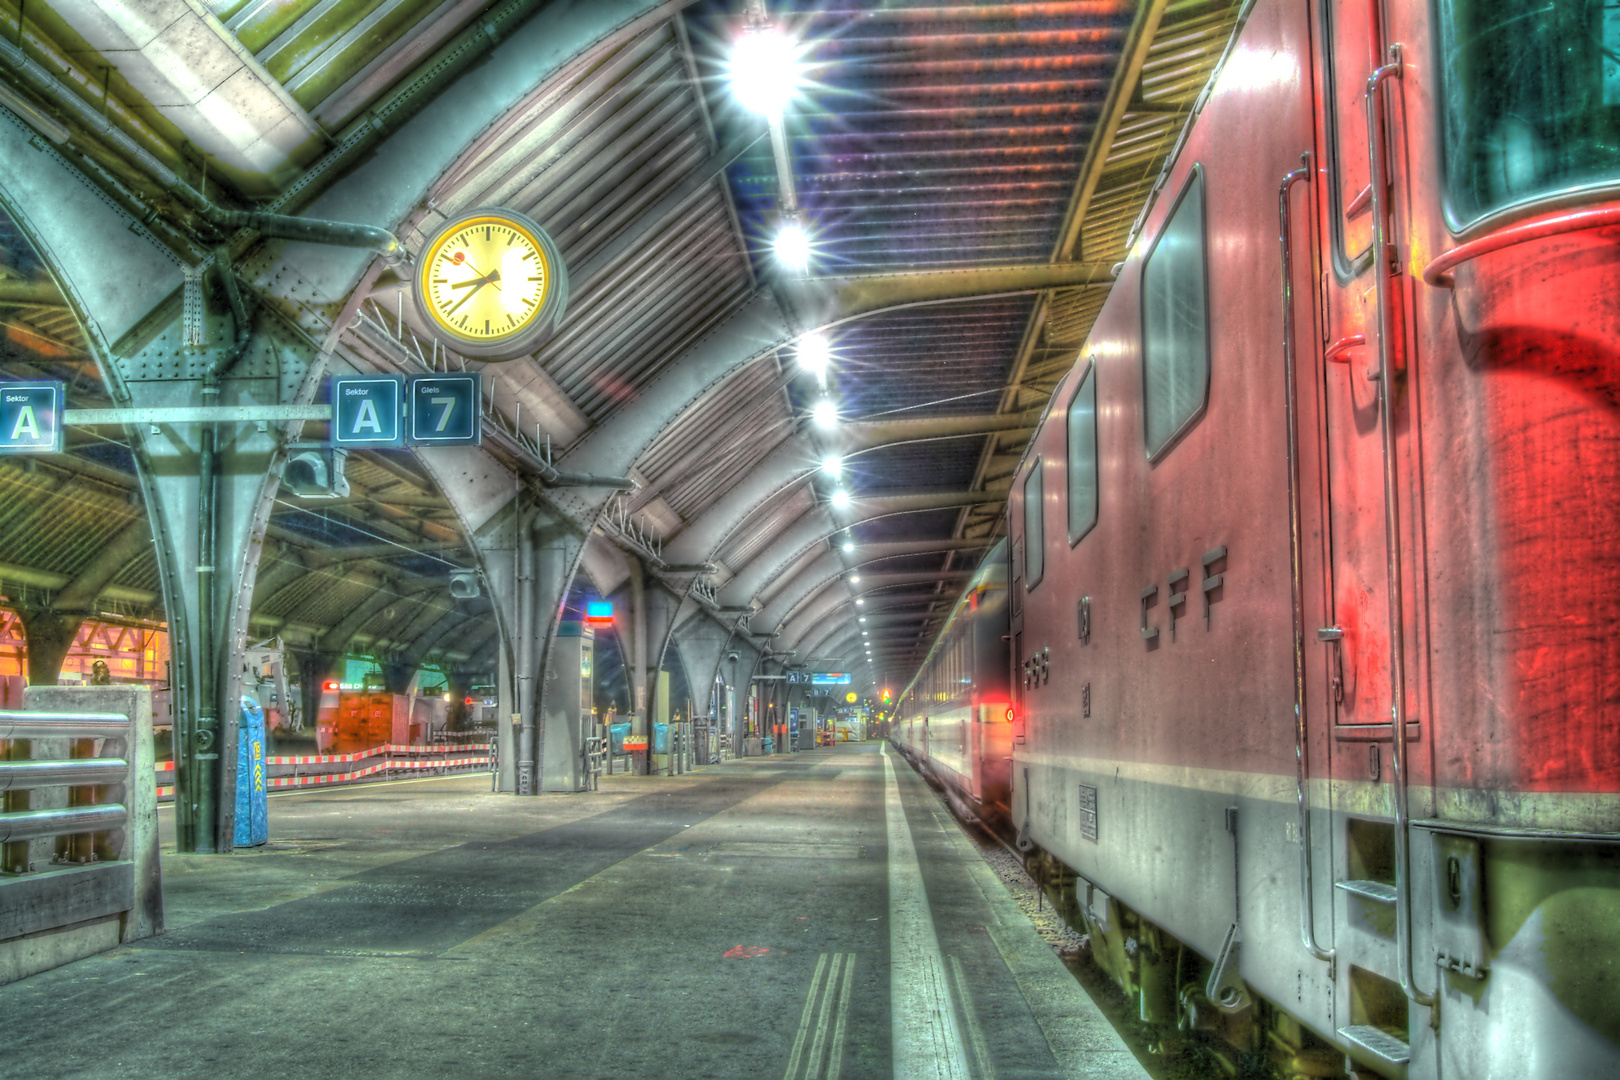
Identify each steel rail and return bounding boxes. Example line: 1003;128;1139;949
0;759;128;792
0;713;130;739
1278;153;1335;971
1365;45;1435;1010
0;803;127;844
1422;203;1620;287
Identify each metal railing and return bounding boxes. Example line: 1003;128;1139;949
1;711;133;874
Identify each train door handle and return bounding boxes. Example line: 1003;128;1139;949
1318;627;1346;702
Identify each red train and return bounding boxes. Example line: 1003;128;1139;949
896;1;1620;1077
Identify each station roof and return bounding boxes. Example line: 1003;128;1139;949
0;0;1246;689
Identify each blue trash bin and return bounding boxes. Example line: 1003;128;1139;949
234;696;268;847
762;737;773;754
653;723;669;754
609;722;631;754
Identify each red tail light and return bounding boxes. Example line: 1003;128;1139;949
323;680;338;691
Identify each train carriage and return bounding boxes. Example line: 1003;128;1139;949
902;1;1620;1077
894;541;1013;825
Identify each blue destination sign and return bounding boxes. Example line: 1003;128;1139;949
0;382;64;454
407;373;481;446
331;376;404;447
811;673;851;686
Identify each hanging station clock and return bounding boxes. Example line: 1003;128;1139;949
413;207;568;360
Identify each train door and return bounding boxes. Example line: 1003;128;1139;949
1308;0;1429;1063
1312;0;1407;735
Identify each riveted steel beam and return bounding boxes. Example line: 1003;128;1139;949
717;491;1000;611
775;572;971;654
659;412;1038;569
752;540;991;634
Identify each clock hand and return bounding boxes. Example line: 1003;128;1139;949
444;278;489;317
443;269;503;317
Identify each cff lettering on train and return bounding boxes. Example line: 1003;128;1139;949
892;2;1620;1078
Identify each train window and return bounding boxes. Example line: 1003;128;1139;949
1023;461;1045;590
1319;0;1381;277
1435;0;1620;227
1066;361;1098;545
1140;168;1210;461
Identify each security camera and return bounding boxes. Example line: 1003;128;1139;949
449;570;481;599
727;652;740;662
281;443;349;498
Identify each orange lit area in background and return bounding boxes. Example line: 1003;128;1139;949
0;608;171;707
5;320;76;358
976;702;1012;723
324;680;340;691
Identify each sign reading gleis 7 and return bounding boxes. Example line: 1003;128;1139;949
332;374;482;448
0;382;63;454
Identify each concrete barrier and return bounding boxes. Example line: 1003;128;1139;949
0;685;162;985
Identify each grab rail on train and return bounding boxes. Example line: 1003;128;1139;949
1365;44;1436;1011
1422;203;1620;287
1277;151;1336;974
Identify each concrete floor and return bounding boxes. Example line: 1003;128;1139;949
0;743;1145;1080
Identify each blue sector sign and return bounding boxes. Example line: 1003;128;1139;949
332;376;403;446
811;673;851;686
0;382;63;454
407;374;481;446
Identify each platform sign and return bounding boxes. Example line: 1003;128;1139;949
331;376;403;447
0;382;63;455
811;673;851;686
407;373;481;446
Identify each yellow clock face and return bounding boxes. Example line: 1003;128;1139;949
414;208;566;358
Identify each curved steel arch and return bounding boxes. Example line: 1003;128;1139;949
718;491;1000;610
752;539;991;634
660;411;1038;568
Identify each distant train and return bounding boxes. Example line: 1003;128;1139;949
895;1;1620;1078
891;540;1011;826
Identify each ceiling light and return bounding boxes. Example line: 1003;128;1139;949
775;220;812;274
855;598;864;606
830;488;851;509
842;541;854;553
849;574;860;584
728;25;803;118
799;333;831;384
812;399;838;429
858;616;866;623
822;455;842;478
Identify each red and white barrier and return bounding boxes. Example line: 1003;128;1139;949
155;743;492;799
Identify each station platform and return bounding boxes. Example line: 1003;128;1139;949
0;744;1146;1080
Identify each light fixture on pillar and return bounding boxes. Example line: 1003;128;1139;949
799;333;831;386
